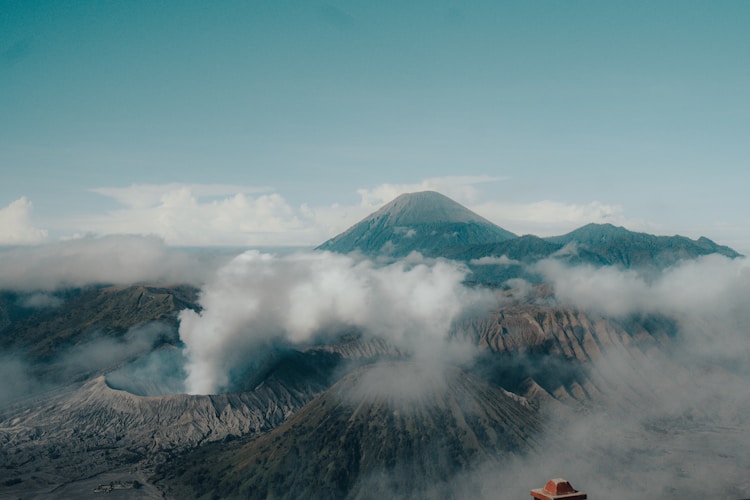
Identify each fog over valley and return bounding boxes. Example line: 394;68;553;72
0;192;747;499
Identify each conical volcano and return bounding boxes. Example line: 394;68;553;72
317;191;516;257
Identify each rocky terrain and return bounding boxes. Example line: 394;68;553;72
0;345;347;498
1;191;747;499
155;362;542;499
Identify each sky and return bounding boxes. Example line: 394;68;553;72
1;1;748;251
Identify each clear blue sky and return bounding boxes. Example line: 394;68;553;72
2;1;748;250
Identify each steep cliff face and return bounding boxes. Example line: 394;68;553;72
460;304;674;361
456;302;678;407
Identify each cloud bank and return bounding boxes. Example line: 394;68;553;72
473;253;750;498
536;253;750;321
179;250;493;394
472;199;639;236
83;184;309;246
0;235;230;291
9;177;657;247
0;322;172;408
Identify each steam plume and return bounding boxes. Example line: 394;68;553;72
179;250;493;394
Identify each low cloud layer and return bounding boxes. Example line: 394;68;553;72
1;225;748;496
53;323;171;379
171;249;750;496
0;356;42;408
0;323;171;408
84;184;309;246
179;250;493;394
472;253;750;498
536;253;750;321
0;235;229;291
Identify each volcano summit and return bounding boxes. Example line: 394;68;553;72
317;190;517;257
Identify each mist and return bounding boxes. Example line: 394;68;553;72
51;322;173;380
536;254;750;362
3;233;748;497
178;250;495;394
0;355;44;409
459;253;750;498
0;235;231;291
0;322;173;409
174;249;750;495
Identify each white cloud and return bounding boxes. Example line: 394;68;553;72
471;199;643;236
0;197;48;244
0;234;228;291
84;184;313;246
469;255;521;266
473;254;750;499
535;259;651;316
18;292;63;309
80;179;512;247
25;176;665;247
536;253;750;322
354;178;653;239
90;183;271;209
356;175;505;209
179;250;494;394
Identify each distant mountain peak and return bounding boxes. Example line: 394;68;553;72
317;191;517;256
369;191;494;226
545;223;742;270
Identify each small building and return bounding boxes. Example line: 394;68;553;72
530;478;587;500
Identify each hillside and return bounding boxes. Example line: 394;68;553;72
157;362;541;499
0;284;199;362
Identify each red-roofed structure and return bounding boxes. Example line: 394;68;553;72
530;478;587;500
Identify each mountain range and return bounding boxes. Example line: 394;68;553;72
0;191;746;499
318;190;740;285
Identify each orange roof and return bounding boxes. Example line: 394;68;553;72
530;478;587;500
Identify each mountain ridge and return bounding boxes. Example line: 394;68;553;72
1;192;747;499
319;192;741;274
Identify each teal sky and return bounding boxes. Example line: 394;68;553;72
1;1;749;250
